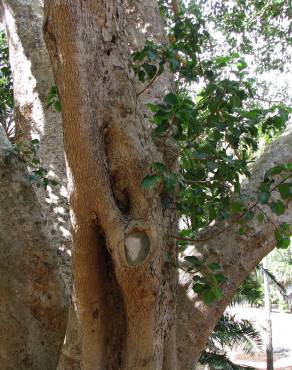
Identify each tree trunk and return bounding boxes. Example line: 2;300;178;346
1;0;72;289
44;1;178;369
0;125;67;370
2;0;292;368
263;257;274;370
1;1;71;367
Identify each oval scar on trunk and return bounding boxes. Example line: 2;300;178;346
124;231;150;266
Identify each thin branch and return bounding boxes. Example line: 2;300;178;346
255;96;287;105
169;173;292;244
137;72;160;97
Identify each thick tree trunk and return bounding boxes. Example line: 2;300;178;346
44;1;178;369
2;0;292;368
1;1;71;367
0;125;67;370
43;0;292;368
1;0;72;287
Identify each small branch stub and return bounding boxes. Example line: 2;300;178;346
124;231;150;266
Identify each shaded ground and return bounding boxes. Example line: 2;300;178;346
228;306;292;370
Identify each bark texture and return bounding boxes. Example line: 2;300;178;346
44;1;178;369
1;0;72;286
2;0;292;369
43;1;292;369
0;125;67;370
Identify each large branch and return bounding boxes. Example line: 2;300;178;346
0;125;67;370
176;123;292;369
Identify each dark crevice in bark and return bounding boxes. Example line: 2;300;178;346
111;179;131;215
95;224;127;369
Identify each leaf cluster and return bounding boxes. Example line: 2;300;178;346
0;31;14;139
136;1;292;304
14;139;58;189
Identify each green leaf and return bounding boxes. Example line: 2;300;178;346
141;175;162;190
203;288;216;304
193;283;205;294
153;110;172;124
257;212;265;223
42;178;49;189
237;59;248;71
30;139;39;145
230;201;243;213
165;174;178;193
150;162;167;172
185;255;201;267
147;50;157;61
214;274;227;284
143;64;157;79
269;200;285;215
265;164;285;178
244;211;254;221
258;191;271;204
211;286;223;300
193;275;203;282
31;158;40;166
239;226;248;235
154;123;170;136
279;222;290;233
138;69;146;82
147;103;160;112
208;262;221;271
164;92;178;106
54;101;62;112
275;229;291;249
278;183;292;199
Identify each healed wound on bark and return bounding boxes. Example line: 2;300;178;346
124;231;151;266
44;1;178;369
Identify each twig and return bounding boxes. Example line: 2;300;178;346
169;173;292;244
137;72;160;97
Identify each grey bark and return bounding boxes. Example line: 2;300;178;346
1;0;72;289
0;125;67;370
1;1;72;368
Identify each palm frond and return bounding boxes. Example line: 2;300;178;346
231;274;263;307
210;313;263;354
200;351;256;370
257;264;287;300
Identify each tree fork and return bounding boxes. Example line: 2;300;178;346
44;1;178;368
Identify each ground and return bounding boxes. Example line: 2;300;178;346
228;306;292;370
